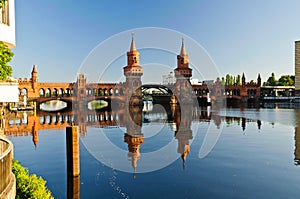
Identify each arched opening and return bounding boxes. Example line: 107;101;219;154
194;89;198;95
39;88;45;97
58;88;64;97
93;88;97;96
21;88;28;96
109;88;113;96
104;89;108;96
86;88;90;96
98;88;103;96
133;80;138;87
46;88;51;97
114;88;119;96
52;88;58;97
65;88;71;97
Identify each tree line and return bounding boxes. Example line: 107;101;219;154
264;72;295;86
221;73;295;86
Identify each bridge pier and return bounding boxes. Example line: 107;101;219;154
66;126;80;177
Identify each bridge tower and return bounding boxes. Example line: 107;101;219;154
74;74;87;129
123;33;143;105
174;38;193;104
31;65;38;92
75;74;86;99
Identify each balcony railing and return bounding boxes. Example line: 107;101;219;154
0;136;14;197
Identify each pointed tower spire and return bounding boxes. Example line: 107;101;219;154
32;65;37;73
257;73;261;86
242;73;246;86
180;37;186;56
130;32;136;52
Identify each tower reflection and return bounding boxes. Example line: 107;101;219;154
174;105;193;169
123;105;144;176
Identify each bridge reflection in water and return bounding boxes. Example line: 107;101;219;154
5;104;264;157
5;104;300;198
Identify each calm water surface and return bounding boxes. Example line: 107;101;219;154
5;104;300;199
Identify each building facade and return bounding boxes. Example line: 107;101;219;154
0;0;15;49
295;41;300;95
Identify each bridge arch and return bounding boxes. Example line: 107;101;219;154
21;88;28;96
141;84;173;95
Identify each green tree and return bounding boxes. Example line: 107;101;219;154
0;0;8;9
266;72;276;86
12;160;54;199
236;74;241;85
0;41;13;80
225;74;234;85
278;75;295;86
221;77;225;85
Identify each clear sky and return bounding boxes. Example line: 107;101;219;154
10;0;300;83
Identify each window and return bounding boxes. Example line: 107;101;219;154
0;1;9;25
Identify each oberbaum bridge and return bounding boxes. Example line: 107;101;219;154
3;37;300;190
16;34;263;109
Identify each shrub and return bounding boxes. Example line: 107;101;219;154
12;160;54;199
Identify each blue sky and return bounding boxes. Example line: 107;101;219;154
11;0;300;83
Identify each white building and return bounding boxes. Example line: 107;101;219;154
0;0;15;49
0;0;17;104
0;81;18;102
162;71;176;85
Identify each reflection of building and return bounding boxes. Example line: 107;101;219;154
124;134;144;173
123;106;144;174
174;105;193;168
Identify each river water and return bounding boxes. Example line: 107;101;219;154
5;102;300;199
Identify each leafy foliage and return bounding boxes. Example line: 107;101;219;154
222;74;242;85
0;41;13;80
278;75;295;86
0;0;8;9
266;73;276;86
12;160;54;199
264;73;295;86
